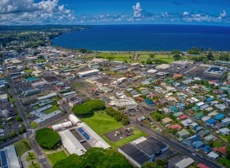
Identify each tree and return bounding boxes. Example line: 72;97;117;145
173;54;182;61
30;121;39;129
146;58;152;64
79;48;87;53
149;53;155;59
35;128;61;150
187;47;200;54
72;100;105;115
54;148;133;168
171;50;182;55
107;56;114;62
16;115;22;122
226;146;230;159
207;48;214;60
142;162;164;168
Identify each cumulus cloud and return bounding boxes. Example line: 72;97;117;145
0;0;75;25
133;2;142;17
220;10;227;17
183;11;189;16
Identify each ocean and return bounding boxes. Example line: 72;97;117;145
52;24;230;51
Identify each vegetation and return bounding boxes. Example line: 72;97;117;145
44;105;60;114
26;152;36;161
30;121;39;129
72;99;105;115
218;157;230;168
14;138;31;157
29;162;41;168
105;107;129;125
54;148;133;168
79;111;122;135
187;47;200;54
35;128;61;150
103;128;147;149
47;151;68;166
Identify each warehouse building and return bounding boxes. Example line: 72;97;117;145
78;69;100;77
0;145;20;168
118;137;169;168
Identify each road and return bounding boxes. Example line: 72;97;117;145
134;122;223;168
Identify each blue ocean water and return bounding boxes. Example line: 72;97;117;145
52;24;230;51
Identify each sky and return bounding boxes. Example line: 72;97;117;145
0;0;230;25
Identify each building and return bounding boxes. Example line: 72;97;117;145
219;128;230;136
37;92;57;101
171;60;189;68
222;118;230;126
0;145;20;168
0;94;8;103
177;130;190;141
162;117;173;125
78;69;100;77
118;137;169;168
175;158;194;168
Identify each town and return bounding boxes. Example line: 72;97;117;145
1;44;230;168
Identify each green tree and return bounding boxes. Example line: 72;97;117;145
173;54;182;61
146;58;152;64
149;53;155;59
35;128;61;150
142;162;164;168
16;115;22;122
171;50;182;55
207;48;214;60
30;121;39;129
226;146;230;159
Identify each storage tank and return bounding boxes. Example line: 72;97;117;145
68;114;80;124
52;121;72;131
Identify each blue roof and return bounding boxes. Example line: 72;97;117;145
144;99;154;106
177;103;185;107
0;151;8;168
192;140;205;149
214;113;225;120
202;145;212;153
170;106;178;112
188;134;201;142
206;118;216;125
206;97;214;102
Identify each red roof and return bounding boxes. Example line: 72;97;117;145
136;96;144;101
197;163;210;168
173;74;183;78
168;124;183;130
213;146;226;155
179;115;187;120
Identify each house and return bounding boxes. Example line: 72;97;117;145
0;94;8;103
173;112;184;118
173;74;183;78
194;112;204;120
181;119;193;127
179;115;188;120
193;125;203;133
198;129;210;138
162;117;173;125
144;99;154;107
168;124;183;130
213;146;226;156
207;151;219;160
214;113;225;121
203;135;214;142
170;106;179;113
192;140;205;150
219;128;230;136
177;129;190;141
201;145;212;154
177;103;185;110
175;158;194;168
206;118;216;127
162;108;171;114
197;163;210;168
222;118;230;126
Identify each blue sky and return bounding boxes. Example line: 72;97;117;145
0;0;230;25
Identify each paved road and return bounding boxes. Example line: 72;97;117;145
0;136;21;149
134;122;223;168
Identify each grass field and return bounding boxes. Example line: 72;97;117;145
103;128;147;149
47;151;67;166
218;158;230;168
14;138;31;157
44;105;60;114
25;69;33;73
213;140;223;148
93;52;174;64
79;111;122;135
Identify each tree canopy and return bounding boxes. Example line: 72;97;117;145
187;47;200;54
54;148;133;168
35;128;61;150
72;99;105;115
105;107;129;125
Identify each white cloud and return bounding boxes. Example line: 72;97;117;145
0;0;75;25
220;10;227;17
132;2;142;18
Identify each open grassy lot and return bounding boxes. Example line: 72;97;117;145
14;138;31;157
218;158;230;168
93;52;174;64
79;111;122;135
25;69;33;73
103;128;147;149
44;105;60;114
47;151;67;166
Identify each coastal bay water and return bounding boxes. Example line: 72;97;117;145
52;24;230;51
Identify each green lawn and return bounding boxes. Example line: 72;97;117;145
14;138;31;157
79;111;122;135
218;157;230;168
25;69;33;73
103;128;147;149
213;140;223;148
44;105;60;114
47;151;68;166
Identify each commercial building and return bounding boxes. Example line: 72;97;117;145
0;94;8;103
118;137;169;168
78;69;99;77
175;158;194;168
0;145;20;168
